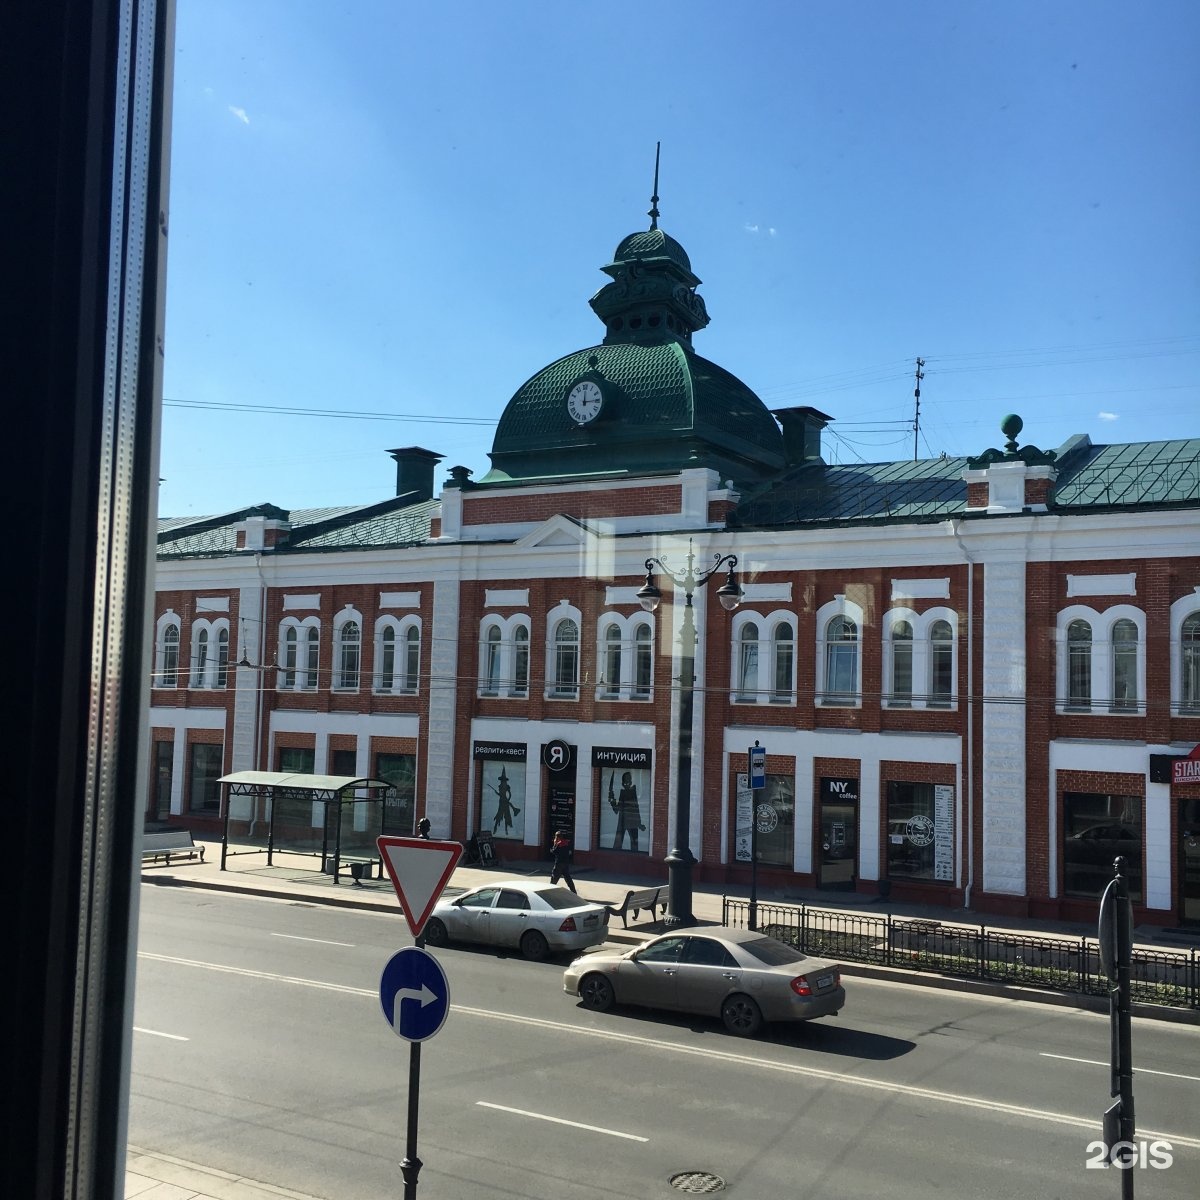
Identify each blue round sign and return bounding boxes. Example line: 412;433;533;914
380;947;451;1042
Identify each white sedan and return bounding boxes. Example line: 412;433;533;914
423;880;610;960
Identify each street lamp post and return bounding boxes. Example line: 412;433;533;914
637;539;742;926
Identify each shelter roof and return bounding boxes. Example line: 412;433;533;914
218;771;393;794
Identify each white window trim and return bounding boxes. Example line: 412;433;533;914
374;615;421;695
544;603;583;702
277;615;321;692
593;611;655;702
188;616;230;690
154;611;181;689
1170;591;1200;716
816;596;864;708
1055;603;1146;715
730;609;797;705
882;606;958;710
477;613;531;699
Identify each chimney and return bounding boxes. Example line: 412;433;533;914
770;406;833;468
387;447;444;502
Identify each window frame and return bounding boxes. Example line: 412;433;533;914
278;615;321;692
478;613;531;699
816;597;864;708
332;608;362;691
1056;604;1146;715
155;612;180;689
730;609;796;706
593;611;655;702
1169;597;1200;716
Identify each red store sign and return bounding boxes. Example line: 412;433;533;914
1173;745;1200;786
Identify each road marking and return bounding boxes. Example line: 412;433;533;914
136;952;1200;1150
1040;1052;1200;1082
476;1101;648;1142
133;1026;188;1041
271;933;356;947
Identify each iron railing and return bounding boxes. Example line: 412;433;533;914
722;897;1200;1011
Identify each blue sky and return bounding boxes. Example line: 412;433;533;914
160;1;1199;516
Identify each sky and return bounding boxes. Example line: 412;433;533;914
159;1;1200;517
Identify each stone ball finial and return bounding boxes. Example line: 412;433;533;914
1000;413;1023;452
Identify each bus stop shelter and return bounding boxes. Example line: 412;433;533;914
217;770;400;883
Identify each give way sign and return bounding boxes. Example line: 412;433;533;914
376;835;464;938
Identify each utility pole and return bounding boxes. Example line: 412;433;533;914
913;357;925;461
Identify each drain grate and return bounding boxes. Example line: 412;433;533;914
669;1171;726;1194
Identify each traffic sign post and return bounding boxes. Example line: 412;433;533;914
748;742;765;931
375;836;463;1198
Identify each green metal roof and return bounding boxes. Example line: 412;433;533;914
1050;438;1200;509
609;228;693;275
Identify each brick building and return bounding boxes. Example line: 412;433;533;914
151;211;1200;927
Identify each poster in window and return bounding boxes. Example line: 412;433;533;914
481;759;526;841
734;773;753;862
933;784;954;881
754;774;795;868
598;765;650;854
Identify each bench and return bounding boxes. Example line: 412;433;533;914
605;885;668;929
142;829;205;867
325;856;379;886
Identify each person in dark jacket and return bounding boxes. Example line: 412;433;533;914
417;815;431;839
549;829;576;893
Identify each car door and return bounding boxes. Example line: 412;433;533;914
448;887;499;945
673;936;742;1016
619;936;686;1009
488;887;533;948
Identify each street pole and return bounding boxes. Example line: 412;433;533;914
748;742;761;932
637;541;742;929
400;931;425;1198
1099;856;1135;1198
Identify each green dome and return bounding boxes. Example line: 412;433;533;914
611;228;692;273
482;341;784;487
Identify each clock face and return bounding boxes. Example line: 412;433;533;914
566;380;604;425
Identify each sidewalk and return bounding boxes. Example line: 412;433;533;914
127;839;1199;1199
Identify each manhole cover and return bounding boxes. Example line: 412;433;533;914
669;1172;726;1194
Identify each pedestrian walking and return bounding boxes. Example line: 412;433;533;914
549;829;576;893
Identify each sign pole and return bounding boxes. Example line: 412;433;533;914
1098;855;1135;1197
400;932;425;1199
749;742;765;932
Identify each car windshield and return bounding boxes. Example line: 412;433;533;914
739;936;808;966
535;887;585;910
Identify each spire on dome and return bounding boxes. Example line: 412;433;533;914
648;141;661;231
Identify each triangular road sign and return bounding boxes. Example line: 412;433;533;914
377;836;464;938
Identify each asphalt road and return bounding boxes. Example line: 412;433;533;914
130;885;1200;1199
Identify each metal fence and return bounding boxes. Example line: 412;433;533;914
722;897;1200;1011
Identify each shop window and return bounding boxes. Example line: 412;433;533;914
886;781;955;883
152;740;173;821
375;752;416;836
187;743;223;813
480;759;526;841
278;746;315;774
1062;792;1142;901
753;775;795;867
598;765;651;854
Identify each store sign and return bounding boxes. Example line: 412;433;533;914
1172;745;1200;786
592;746;652;769
472;741;526;761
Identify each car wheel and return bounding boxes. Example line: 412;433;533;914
423;917;449;948
520;929;550;961
579;973;615;1012
721;994;763;1037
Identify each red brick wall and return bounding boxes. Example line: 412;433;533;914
967;481;988;508
461;484;683;526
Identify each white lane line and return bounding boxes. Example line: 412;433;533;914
476;1101;648;1142
136;952;1200;1150
1040;1052;1200;1082
133;1026;188;1041
271;933;356;947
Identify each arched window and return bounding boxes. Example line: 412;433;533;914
824;615;858;705
512;624;529;697
282;626;298;689
552;618;579;698
216;625;229;688
1111;619;1138;711
157;621;180;688
335;619;360;690
303;626;319;690
772;622;794;702
929;620;953;706
602;624;622;697
190;627;209;688
890;620;913;706
1067;620;1092;709
378;625;396;691
633;622;653;698
1184;613;1200;714
280;618;320;691
483;625;502;694
402;625;420;693
737;622;760;700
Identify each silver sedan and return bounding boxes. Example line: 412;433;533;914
563;925;845;1036
423;880;610;961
